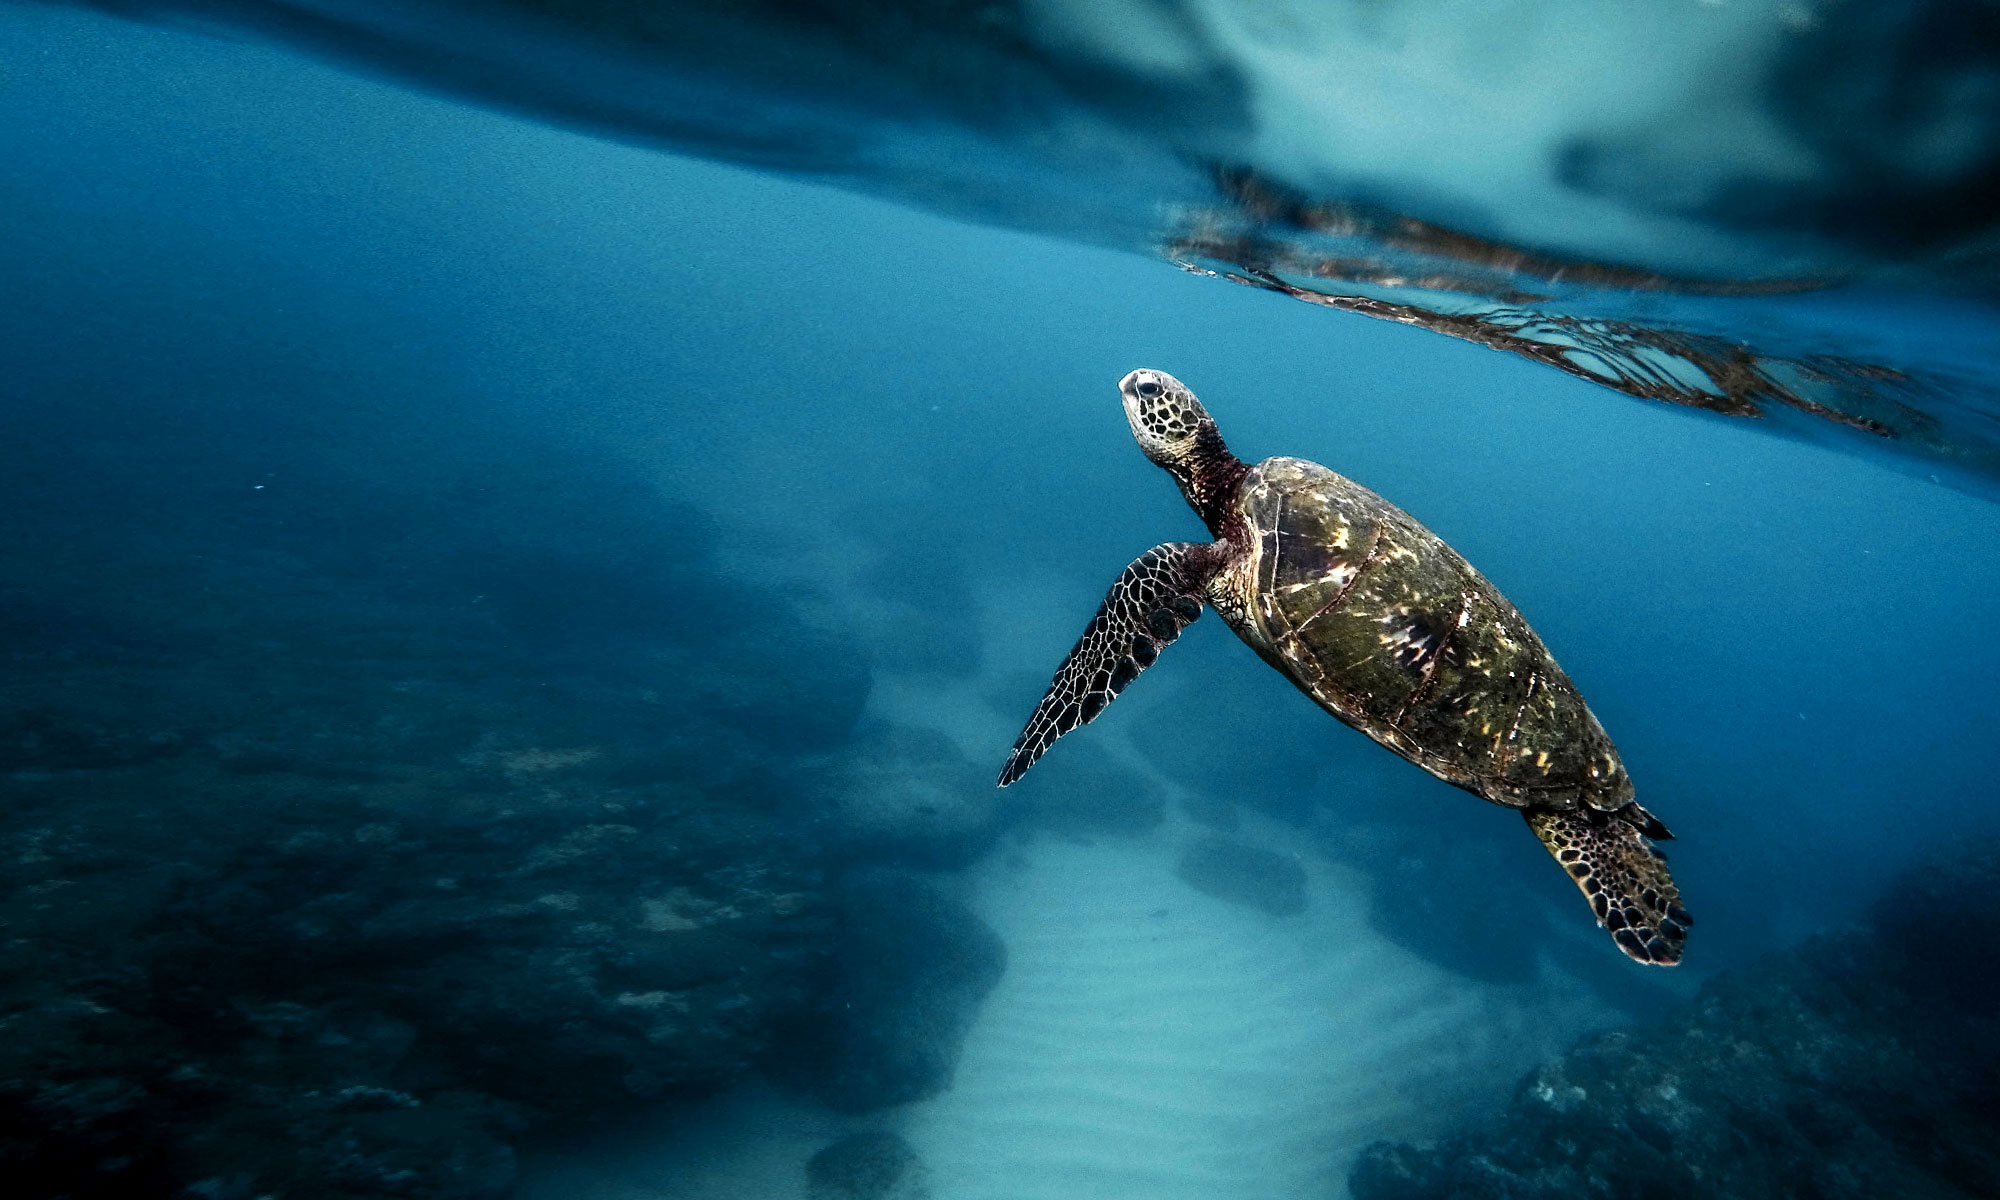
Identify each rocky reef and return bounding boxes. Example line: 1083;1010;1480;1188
0;623;853;1199
806;1130;932;1200
814;723;1005;870
797;870;1007;1114
1350;839;2000;1200
0;404;1009;1198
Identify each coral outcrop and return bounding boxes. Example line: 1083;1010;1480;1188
0;666;843;1199
0;410;1010;1197
806;1130;932;1200
1350;840;2000;1200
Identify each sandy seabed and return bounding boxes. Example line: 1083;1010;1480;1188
521;805;1622;1200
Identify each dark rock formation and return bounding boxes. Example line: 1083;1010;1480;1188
0;703;838;1199
804;871;1007;1113
806;1130;932;1200
159;790;834;1113
818;722;1007;869
1175;837;1307;917
0;416;875;1198
1350;839;2000;1200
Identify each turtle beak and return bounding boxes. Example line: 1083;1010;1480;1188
1118;374;1148;442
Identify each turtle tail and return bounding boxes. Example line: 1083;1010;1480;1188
1525;802;1692;966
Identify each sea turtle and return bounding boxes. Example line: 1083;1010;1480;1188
997;369;1691;965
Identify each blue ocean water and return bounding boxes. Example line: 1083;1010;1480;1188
3;4;1998;1198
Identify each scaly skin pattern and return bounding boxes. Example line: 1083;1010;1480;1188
1234;456;1630;811
997;542;1213;786
1526;805;1690;965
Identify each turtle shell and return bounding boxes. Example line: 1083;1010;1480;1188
1238;457;1631;812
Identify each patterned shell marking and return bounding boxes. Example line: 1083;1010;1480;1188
1240;457;1631;812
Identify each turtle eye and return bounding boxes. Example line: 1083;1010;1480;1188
1136;381;1162;398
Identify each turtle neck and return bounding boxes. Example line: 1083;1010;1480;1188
1172;424;1251;539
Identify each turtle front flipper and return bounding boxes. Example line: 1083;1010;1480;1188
998;542;1213;786
1526;803;1693;966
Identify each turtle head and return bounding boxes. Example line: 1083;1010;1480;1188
1119;369;1216;469
1119;369;1246;533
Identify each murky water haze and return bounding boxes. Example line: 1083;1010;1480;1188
4;4;1999;1198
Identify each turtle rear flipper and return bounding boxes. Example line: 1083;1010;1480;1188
1526;803;1692;966
997;542;1214;786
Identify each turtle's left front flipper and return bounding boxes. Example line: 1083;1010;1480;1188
1527;803;1693;965
998;542;1213;786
